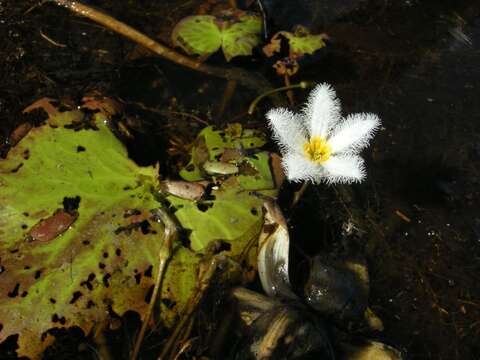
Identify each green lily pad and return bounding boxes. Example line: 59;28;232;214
0;99;197;358
172;10;262;61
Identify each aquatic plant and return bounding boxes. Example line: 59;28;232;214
266;83;380;184
171;10;262;61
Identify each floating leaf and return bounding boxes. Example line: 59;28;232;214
0;99;198;358
172;10;262;61
0;101;280;358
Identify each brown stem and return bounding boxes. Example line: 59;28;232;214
49;0;275;93
284;74;295;105
215;79;237;125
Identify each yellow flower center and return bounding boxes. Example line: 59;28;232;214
303;136;332;163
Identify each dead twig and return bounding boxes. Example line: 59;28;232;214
39;30;67;47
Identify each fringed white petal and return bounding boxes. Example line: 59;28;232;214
282;152;325;183
303;83;342;138
328;113;381;155
266;108;308;154
322;155;366;184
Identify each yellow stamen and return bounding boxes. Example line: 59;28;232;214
303;136;331;163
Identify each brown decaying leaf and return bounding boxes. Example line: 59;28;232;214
28;209;79;242
7;123;32;147
159;180;206;201
220;148;243;162
81;95;123;116
23;98;61;118
272;58;300;76
262;37;281;58
269;153;286;188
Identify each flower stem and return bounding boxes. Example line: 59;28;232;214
291;182;309;207
248;81;313;115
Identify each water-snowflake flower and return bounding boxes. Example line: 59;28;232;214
266;83;380;184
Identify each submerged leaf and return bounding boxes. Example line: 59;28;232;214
171;15;222;57
221;12;262;61
172;10;262;61
285;26;327;58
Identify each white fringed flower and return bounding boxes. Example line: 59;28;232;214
266;83;380;184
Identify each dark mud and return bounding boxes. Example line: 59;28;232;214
0;0;479;359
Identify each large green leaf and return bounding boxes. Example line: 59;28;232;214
171;10;262;61
0;100;280;359
0;99;198;358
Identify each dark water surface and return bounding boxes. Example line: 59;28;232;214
0;0;479;359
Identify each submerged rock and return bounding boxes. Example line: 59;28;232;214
304;256;369;321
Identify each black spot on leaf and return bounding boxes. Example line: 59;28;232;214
144;285;154;303
134;273;142;284
70;291;83;304
63;196;81;213
102;273;111;287
8;283;20;298
11;163;23;173
196;202;213;212
144;265;153;278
